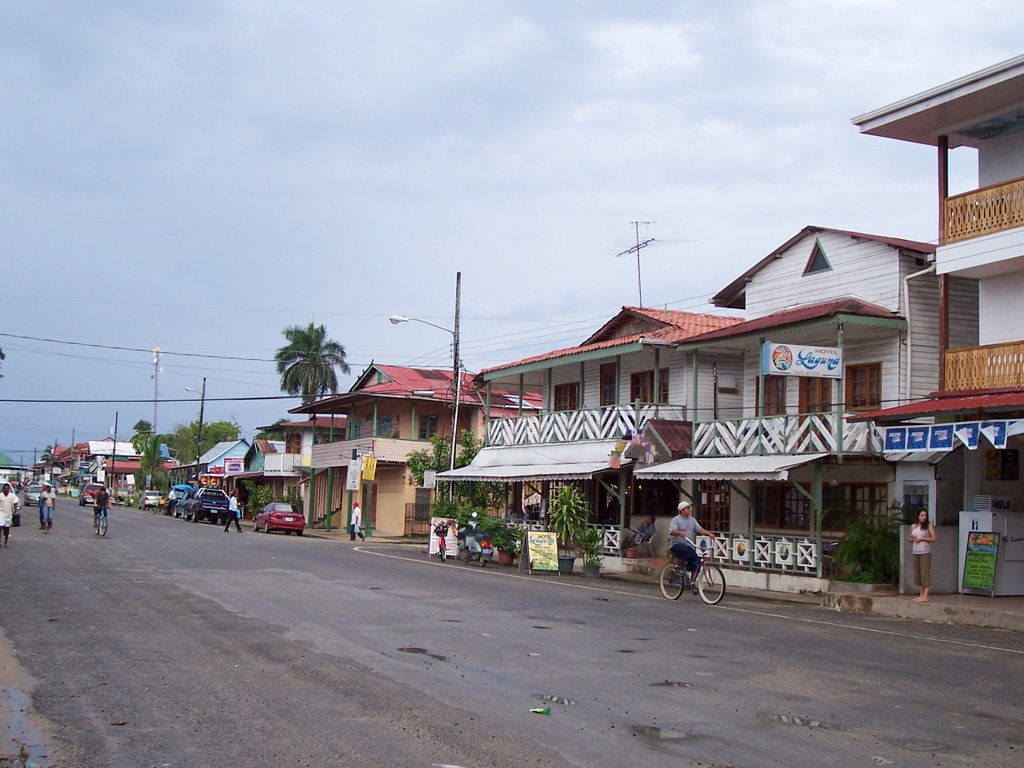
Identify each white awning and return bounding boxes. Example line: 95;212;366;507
633;453;828;481
437;441;628;482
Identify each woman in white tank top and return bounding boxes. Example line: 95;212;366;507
909;508;937;603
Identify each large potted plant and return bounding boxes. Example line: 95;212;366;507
488;519;524;566
546;484;590;574
576;524;603;577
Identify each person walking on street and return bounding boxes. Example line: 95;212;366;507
910;508;937;603
350;501;365;541
0;483;20;547
40;483;56;533
37;486;47;529
224;492;242;532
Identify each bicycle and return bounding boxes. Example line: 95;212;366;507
94;507;108;537
658;539;725;605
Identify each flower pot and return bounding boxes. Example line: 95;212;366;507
496;549;515;566
557;556;576;574
583;562;601;577
625;546;638;559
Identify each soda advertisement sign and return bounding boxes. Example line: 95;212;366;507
761;342;842;379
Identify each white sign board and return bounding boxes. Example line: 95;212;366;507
423;470;437;489
761;342;842;378
345;459;362;490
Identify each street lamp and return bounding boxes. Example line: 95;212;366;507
389;272;462;472
184;377;207;476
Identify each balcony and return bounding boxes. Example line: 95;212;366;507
692;413;881;457
945;341;1024;391
311;436;428;467
262;453;303;476
944;177;1024;245
486;403;686;447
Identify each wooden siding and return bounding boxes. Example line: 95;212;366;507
979;270;1024;346
948;277;980;350
904;265;939;404
745;230;903;319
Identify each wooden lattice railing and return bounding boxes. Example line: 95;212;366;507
945;341;1024;390
486;403;686;446
944;177;1024;244
692;413;881;457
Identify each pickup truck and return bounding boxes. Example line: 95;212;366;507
183;488;230;524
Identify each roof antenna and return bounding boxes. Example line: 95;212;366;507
616;220;655;307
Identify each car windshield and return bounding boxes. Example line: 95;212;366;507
270;504;296;513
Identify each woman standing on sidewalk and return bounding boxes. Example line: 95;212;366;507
910;508;937;603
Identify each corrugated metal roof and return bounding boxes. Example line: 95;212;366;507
678;296;902;346
849;389;1024;423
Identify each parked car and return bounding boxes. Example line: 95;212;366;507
79;482;105;507
23;483;44;505
139;490;162;509
254;502;305;535
183;487;230;524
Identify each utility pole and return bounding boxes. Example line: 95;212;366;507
151;347;161;435
616;220;655;307
449;272;461;473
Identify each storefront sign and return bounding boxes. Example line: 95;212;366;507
884;420;1011;453
761;342;842;378
223;458;244;474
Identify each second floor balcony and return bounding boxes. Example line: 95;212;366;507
945;340;1024;391
486;403;686;447
692;413;881;457
262;452;304;476
944;176;1024;245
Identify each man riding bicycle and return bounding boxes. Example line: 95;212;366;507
93;485;110;530
668;501;715;581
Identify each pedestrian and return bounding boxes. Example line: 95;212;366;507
350;501;365;541
0;483;20;547
224;492;242;532
36;486;46;529
41;483;57;533
166;490;177;517
910;508;937;603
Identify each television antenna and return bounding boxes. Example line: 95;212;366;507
615;220;655;307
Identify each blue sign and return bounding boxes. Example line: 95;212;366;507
884;428;907;451
928;425;954;450
955;422;980;449
907;427;930;450
981;421;1008;448
761;342;842;379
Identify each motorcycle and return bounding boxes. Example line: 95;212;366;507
456;523;493;566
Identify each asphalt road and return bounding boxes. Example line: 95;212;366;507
1;503;1022;767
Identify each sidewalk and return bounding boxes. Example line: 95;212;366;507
305;528;1024;634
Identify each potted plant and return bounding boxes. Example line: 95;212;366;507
546;484;590;574
576;524;603;577
488;519;524;566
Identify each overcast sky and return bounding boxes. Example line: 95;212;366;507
1;1;1022;464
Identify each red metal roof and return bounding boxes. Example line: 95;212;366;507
678;296;901;345
849;389;1024;422
481;307;741;376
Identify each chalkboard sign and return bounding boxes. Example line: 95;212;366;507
962;531;999;596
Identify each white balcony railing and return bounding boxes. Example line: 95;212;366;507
692;413;880;457
486;403;686;447
263;453;303;475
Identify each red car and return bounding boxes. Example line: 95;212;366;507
254;502;306;535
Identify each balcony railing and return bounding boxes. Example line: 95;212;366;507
263;453;302;475
945;340;1024;391
692;413;881;457
486;403;686;447
944;176;1024;245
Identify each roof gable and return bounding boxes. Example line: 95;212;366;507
712;226;935;310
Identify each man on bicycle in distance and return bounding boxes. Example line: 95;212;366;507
668;501;715;580
94;485;110;528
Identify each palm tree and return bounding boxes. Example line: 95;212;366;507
131;420;153;456
275;323;350;404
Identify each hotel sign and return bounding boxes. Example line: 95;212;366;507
761;342;842;379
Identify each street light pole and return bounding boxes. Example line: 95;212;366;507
186;378;207;478
388;271;462;472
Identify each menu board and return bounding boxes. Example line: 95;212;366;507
962;531;999;595
520;531;558;573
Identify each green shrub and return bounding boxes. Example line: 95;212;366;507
834;508;900;584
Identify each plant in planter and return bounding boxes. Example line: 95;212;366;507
487;519;524;565
546;484;590;573
833;506;901;585
576;524;603;577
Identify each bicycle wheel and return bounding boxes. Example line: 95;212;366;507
659;564;685;600
697;564;725;605
98;513;108;537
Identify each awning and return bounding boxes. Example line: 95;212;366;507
848;390;1024;423
634;453;828;481
437;441;628;482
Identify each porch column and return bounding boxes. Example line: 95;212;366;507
836;321;845;459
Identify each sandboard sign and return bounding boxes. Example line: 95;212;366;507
962;531;999;596
519;531;558;574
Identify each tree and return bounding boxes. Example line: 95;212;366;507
406;429;503;511
275;323;350;404
166;420;240;464
131;419;153;456
254;418;288;441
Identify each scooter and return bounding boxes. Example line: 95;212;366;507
456;525;493;566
